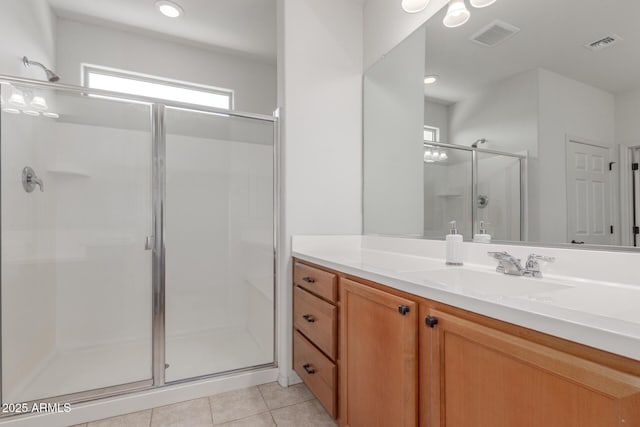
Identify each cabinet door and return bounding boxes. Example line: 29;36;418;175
423;308;640;427
340;278;418;427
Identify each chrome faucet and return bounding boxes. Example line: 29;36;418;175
488;251;555;278
488;251;525;276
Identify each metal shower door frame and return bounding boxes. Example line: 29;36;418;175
0;75;279;414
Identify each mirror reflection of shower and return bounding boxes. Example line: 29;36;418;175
23;56;60;82
472;138;487;148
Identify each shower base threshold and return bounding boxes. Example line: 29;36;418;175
7;327;272;403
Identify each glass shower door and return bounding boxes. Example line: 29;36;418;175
164;108;275;382
423;146;473;239
476;152;522;241
1;85;153;402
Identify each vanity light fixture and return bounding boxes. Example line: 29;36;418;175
23;110;40;117
155;0;184;18
42;112;59;119
443;0;471;28
470;0;497;7
2;108;21;114
402;0;430;13
424;75;438;84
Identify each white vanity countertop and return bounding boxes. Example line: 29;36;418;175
291;235;640;361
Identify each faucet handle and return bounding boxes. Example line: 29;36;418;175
526;253;555;265
525;254;555;278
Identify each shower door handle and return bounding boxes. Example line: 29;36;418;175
145;235;154;251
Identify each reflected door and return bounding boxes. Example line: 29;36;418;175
1;88;153;402
164;108;275;382
566;140;613;245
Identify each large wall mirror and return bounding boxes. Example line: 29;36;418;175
363;0;640;250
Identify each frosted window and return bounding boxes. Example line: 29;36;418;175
424;125;440;142
85;68;232;109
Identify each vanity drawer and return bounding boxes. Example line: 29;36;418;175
294;262;338;303
293;286;337;359
293;330;337;418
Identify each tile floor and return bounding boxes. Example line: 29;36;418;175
69;382;337;427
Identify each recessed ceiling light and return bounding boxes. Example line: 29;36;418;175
424;75;438;84
155;0;184;18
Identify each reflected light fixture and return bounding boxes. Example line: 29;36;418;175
402;0;430;13
43;112;59;119
155;0;184;18
470;0;497;7
23;110;40;117
424;75;438;85
8;88;26;107
2;108;21;114
31;96;48;110
443;0;471;28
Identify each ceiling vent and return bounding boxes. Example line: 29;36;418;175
470;20;520;47
584;34;623;52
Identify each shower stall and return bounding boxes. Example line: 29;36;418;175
0;76;277;407
423;141;526;241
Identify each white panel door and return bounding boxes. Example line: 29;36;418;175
566;140;613;245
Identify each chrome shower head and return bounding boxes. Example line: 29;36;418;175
23;56;60;82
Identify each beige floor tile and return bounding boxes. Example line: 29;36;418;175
87;410;151;427
218;412;275;427
209;386;268;425
151;398;213;427
270;400;336;427
257;382;313;410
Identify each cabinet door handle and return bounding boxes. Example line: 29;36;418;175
302;277;316;283
302;314;316;323
303;364;316;374
425;315;439;328
398;305;410;316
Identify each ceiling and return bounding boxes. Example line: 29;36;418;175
47;0;277;62
423;0;640;103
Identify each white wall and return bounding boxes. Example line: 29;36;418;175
277;0;363;385
448;69;539;155
0;0;56;78
537;68;616;243
56;18;276;115
363;0;447;70
615;89;640;147
363;26;426;236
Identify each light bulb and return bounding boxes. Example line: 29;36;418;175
155;1;183;18
443;0;470;28
31;96;48;110
470;0;497;7
402;0;430;13
440;152;448;160
424;75;438;84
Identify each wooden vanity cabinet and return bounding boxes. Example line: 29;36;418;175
292;258;640;427
292;262;339;418
421;305;640;427
340;278;418;427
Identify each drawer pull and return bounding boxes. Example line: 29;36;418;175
302;276;316;283
302;314;316;323
303;363;316;374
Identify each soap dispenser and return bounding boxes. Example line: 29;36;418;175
473;221;492;243
446;221;463;266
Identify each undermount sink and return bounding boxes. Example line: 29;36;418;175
400;268;573;298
